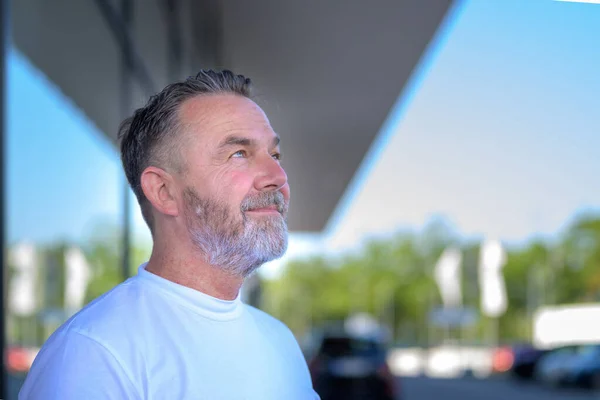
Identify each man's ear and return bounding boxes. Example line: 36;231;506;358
140;166;180;218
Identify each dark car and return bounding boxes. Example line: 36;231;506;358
509;344;548;380
308;334;399;400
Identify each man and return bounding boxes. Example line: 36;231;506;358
20;70;320;399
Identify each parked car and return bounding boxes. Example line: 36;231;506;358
533;345;582;387
308;333;399;400
563;344;600;389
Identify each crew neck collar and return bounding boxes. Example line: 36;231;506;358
136;263;244;321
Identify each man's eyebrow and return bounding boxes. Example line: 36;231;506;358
218;135;255;149
218;135;281;149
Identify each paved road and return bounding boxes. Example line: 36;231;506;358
9;373;600;400
401;376;600;400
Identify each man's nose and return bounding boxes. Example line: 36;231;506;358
254;154;287;191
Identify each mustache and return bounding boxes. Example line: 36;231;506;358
241;191;286;214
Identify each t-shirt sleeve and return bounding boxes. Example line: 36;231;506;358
19;330;141;400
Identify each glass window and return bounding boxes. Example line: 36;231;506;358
5;48;125;395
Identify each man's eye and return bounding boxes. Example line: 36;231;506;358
231;150;246;158
272;152;282;161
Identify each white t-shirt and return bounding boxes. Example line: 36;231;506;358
19;264;320;400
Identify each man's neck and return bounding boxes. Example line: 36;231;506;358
144;251;244;301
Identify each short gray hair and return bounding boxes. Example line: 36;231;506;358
118;69;253;233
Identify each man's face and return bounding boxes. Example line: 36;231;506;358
175;94;290;277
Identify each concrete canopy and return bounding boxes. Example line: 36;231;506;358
12;0;455;232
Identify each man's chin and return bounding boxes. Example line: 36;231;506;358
256;234;288;262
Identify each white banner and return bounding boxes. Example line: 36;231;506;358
478;239;508;318
9;243;39;316
65;247;92;315
434;246;463;309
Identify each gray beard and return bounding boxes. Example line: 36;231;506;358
183;187;288;277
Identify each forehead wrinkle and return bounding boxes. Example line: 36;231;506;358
178;95;279;158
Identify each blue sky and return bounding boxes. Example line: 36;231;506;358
322;0;600;254
7;49;126;245
6;0;600;277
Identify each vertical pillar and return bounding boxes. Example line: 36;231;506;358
120;0;133;281
0;0;8;396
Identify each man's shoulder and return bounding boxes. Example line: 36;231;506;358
244;304;298;342
21;279;149;399
245;304;287;328
57;277;149;341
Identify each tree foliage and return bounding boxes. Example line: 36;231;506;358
262;214;600;345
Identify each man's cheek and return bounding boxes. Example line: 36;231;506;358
212;172;252;208
226;171;253;189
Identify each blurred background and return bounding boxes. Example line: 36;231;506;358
1;0;600;399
